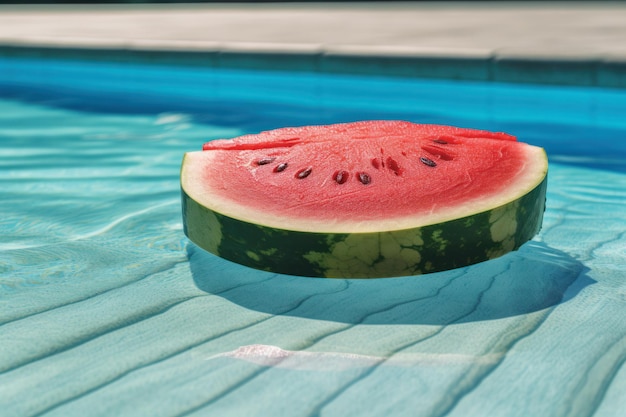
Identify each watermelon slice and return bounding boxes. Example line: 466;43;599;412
181;121;547;278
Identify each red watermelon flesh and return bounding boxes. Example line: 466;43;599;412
187;121;544;234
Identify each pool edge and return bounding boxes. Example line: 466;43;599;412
1;40;625;89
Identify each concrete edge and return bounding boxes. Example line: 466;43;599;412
1;40;625;89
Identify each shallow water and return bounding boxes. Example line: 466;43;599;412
1;58;625;417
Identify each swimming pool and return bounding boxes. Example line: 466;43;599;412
1;57;625;417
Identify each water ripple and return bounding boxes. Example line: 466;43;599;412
2;83;626;417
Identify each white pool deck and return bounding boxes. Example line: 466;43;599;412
1;1;626;87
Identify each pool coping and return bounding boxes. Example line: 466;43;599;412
1;38;626;89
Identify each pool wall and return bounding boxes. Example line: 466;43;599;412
1;41;626;89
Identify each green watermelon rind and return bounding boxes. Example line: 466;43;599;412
181;174;547;279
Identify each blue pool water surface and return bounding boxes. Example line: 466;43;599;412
1;57;625;417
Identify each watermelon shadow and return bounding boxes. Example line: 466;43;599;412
188;241;593;325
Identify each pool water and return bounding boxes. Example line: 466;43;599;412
1;57;625;417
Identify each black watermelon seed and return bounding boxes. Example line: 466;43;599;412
256;157;276;165
334;170;349;184
358;172;372;185
296;167;312;179
433;139;448;145
420;157;437;167
274;163;288;172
